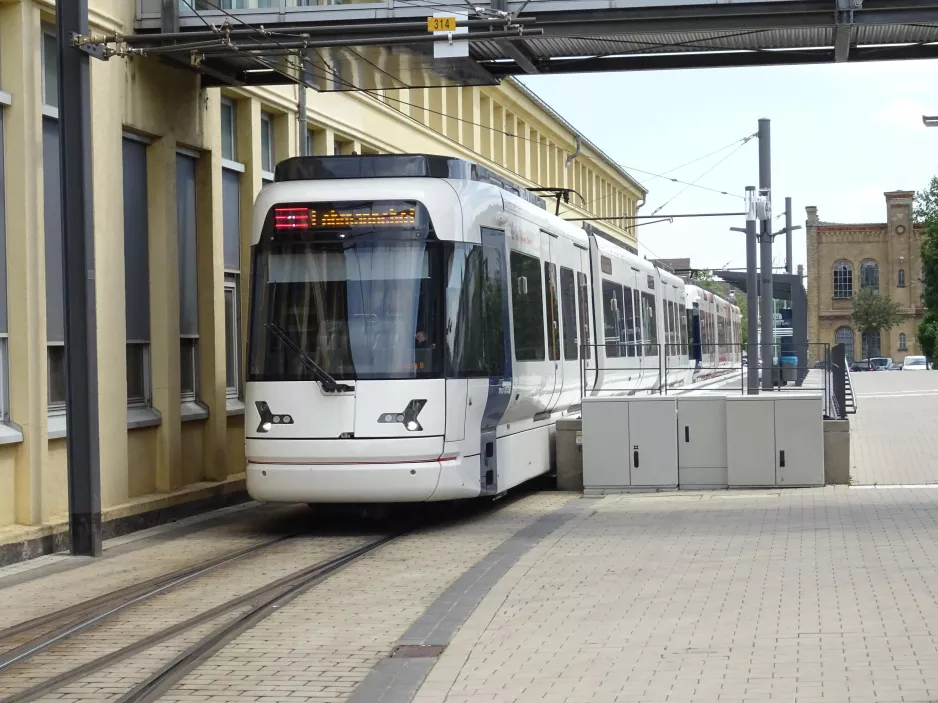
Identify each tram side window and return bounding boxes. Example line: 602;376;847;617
641;291;657;356
544;262;560;361
602;279;624;358
560;267;578;361
510;251;546;361
576;272;591;359
622;285;637;357
445;244;504;378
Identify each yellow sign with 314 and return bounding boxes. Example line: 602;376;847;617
427;16;457;32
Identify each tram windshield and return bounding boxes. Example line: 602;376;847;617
248;199;445;382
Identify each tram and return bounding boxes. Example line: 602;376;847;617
244;154;739;504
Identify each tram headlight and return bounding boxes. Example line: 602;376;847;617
406;421;419;431
262;421;272;432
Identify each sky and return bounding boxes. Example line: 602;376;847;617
519;59;938;275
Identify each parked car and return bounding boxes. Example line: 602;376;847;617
902;355;929;371
870;357;893;371
851;359;872;372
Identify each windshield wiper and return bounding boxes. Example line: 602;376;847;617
266;322;354;393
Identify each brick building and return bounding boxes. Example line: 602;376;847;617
806;191;924;363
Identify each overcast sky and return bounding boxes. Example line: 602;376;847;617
520;59;938;274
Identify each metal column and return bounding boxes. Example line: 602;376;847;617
745;186;759;395
785;196;793;275
298;53;308;156
57;1;102;556
758;118;774;391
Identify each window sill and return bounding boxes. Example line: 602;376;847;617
226;398;245;417
48;414;67;440
0;421;23;445
181;400;209;422
128;406;162;430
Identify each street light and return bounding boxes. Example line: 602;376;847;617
923;115;938;127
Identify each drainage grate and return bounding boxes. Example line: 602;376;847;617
391;644;446;658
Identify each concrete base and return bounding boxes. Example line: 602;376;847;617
824;419;851;485
555;418;583;492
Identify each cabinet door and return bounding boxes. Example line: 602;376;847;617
726;399;775;486
628;399;678;486
774;398;824;486
582;401;631;487
678;399;727;469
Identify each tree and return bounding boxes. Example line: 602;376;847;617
915;177;938;360
851;287;903;355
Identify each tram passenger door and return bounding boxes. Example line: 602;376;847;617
541;231;561;413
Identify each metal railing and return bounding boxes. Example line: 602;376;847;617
578;340;840;418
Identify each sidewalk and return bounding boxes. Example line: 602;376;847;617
413;488;938;703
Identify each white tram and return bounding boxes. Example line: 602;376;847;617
244;154;740;504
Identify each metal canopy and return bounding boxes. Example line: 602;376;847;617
119;0;938;89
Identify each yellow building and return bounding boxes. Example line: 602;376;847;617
0;0;645;559
806;191;924;364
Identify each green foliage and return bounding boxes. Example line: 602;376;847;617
850;287;903;336
918;313;938;361
914;176;938;223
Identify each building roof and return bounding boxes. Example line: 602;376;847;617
508;78;647;198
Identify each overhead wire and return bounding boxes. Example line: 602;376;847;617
174;0;743;226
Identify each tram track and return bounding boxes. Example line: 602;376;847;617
1;533;399;703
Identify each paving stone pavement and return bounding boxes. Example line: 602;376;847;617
413;488;938;703
849;371;938;485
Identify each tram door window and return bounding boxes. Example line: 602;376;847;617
633;289;643;357
641;292;657;357
576;272;591;360
445;244;504;377
509;251;546;361
601;279;624;358
543;262;560;361
560;267;578;361
622;285;637;357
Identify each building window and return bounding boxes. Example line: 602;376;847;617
221;102;243;401
899;332;908;352
43;108;65;411
220;98;236;162
860;260;880;295
224;276;240;398
177;152;200;402
862;330;881;359
42;27;58;109
898;269;906;288
833;260;853;298
122;136;152;407
261;111;275;182
0;95;10;421
835;326;855;364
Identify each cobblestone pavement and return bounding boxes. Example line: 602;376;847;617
849;370;938;485
415;488;938;703
0;492;577;703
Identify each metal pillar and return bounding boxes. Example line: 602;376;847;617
58;1;102;556
161;0;179;34
298;53;308;157
785;196;793;275
745;186;759;395
758;118;774;391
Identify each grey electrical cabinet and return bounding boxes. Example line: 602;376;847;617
677;396;728;489
775;395;824;487
726;394;824;488
582;396;678;492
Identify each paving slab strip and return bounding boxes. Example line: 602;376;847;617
345;498;590;703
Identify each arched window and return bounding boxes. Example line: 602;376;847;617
833;260;853;298
835;326;855;363
898;269;906;287
862;330;881;359
899;333;908;351
860;260;880;294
